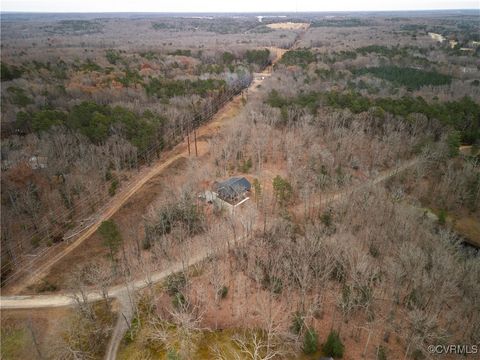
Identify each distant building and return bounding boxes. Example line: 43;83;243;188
428;32;445;43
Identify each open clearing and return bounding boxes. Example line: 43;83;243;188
266;22;310;30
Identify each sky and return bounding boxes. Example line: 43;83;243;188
1;0;479;13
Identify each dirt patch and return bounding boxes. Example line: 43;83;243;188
452;215;480;247
266;22;310;31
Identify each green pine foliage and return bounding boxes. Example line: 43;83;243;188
322;330;345;358
98;220;122;261
266;89;480;144
145;78;226;98
303;329;319;354
245;49;270;65
280;49;316;67
105;49;122;65
273;175;293;207
7;87;33;107
16;102;166;151
1;62;23;81
353;66;452;90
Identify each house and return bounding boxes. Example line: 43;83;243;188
199;176;251;214
214;177;251;204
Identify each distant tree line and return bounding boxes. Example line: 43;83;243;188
310;18;373;27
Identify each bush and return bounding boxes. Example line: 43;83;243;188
218;285;228;299
239;158;252;173
322;330;345;358
167;349;180;360
165;273;187;296
37;279;58;293
412;349;426;360
303;329;319;354
320;211;333;227
280;49;316;67
7;87;33;107
105;49;122;65
273;175;293;207
98;220;122;262
378;345;387;360
447;131;461;157
144;197;205;246
290;312;304;335
172;292;187;309
222;51;235;65
438;209;447;225
108;178;119;196
245;49;270;66
1;62;23;81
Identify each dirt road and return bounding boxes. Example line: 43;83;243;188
0;157;419;310
2;45;290;296
0;157;420;360
0;28;422;358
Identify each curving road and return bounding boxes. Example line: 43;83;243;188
0;25;422;358
0;157;420;360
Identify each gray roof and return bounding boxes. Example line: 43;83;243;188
215;177;251;200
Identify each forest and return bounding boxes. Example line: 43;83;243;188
1;10;479;360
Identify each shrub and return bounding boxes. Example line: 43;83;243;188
144;196;205;246
320;211;333;227
31;236;41;248
245;49;270;65
271;276;283;294
218;285;228;299
167;349;180;360
280;49;316;67
165;273;187;296
303;329;319;354
239;158;252;173
98;220;122;262
222;51;235;64
369;243;380;258
7;87;33;107
322;330;345;358
378;345;388;360
438;209;447;225
412;349;426;360
105;49;121;65
37;280;58;293
290;312;304;335
273;175;293;207
1;62;23;81
108;178;119;196
447;131;461;157
172;292;187;309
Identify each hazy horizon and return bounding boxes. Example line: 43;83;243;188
1;0;479;13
